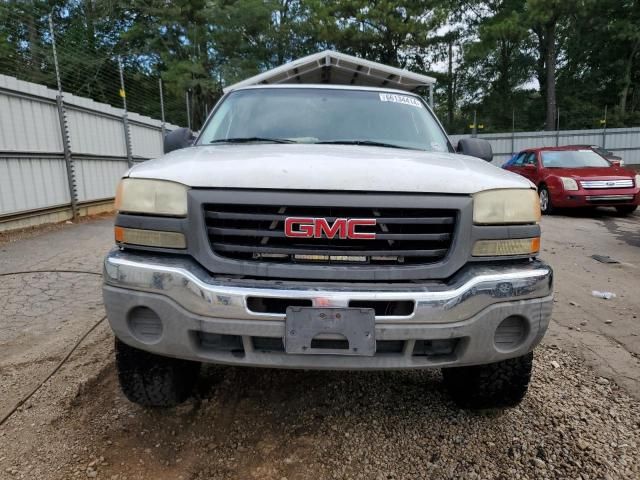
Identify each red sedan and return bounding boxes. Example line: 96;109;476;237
503;146;639;215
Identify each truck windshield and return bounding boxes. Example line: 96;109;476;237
541;150;611;168
197;88;452;152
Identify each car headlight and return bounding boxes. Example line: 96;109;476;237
636;174;640;187
115;178;188;216
559;177;579;191
473;189;540;224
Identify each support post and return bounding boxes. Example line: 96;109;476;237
118;57;134;167
555;107;560;147
602;105;607;148
428;84;434;108
511;109;515;155
49;15;78;219
472;110;477;138
185;90;192;130
159;78;166;141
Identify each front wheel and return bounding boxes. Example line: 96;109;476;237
442;352;533;409
115;338;200;407
538;186;554;215
616;205;637;216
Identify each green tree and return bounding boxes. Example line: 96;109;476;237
310;0;448;69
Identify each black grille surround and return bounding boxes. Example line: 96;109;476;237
203;203;457;266
186;190;475;282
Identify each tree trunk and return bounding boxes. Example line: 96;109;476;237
26;4;41;82
544;22;557;131
533;27;547;125
447;40;454;127
85;0;96;54
619;39;639;115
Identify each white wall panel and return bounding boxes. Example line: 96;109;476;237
74;158;129;202
0;156;70;214
130;123;163;159
0;95;62;152
451;127;640;165
66;108;127;157
0;74;183;218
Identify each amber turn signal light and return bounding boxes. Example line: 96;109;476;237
472;237;540;257
114;226;186;249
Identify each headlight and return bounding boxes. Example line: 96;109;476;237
115;178;188;216
559;177;579;191
635;174;640;187
473;189;540;225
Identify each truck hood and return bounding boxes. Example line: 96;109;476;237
128;144;533;194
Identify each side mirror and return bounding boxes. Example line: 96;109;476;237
164;128;195;154
609;159;621;167
457;138;493;162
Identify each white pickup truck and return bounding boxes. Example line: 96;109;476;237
103;85;553;409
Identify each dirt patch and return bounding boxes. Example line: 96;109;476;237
1;346;639;479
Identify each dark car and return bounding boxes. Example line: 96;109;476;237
567;145;624;166
503;146;639;215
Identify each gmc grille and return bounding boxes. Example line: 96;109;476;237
203;203;457;266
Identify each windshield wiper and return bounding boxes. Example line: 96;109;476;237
315;140;414;150
209;137;295;144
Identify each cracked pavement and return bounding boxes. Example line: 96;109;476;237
0;219;112;415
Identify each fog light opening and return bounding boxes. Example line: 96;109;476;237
127;307;163;344
494;315;529;352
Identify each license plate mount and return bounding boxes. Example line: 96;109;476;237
284;307;375;356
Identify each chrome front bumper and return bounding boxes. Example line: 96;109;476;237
103;249;553;369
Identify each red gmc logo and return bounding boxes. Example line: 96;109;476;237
284;217;377;239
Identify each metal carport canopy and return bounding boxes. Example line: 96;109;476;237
222;50;436;105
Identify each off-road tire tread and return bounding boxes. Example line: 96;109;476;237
442;352;533;409
115;338;200;407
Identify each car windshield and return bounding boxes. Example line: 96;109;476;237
541;150;611;168
197;88;452;152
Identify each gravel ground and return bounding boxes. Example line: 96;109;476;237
1;345;638;479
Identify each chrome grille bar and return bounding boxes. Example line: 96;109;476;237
580;179;634;189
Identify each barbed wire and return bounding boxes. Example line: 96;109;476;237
0;2;188;128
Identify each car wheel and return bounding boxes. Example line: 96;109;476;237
615;205;637;216
115;338;200;407
442;352;533;409
538;186;554;215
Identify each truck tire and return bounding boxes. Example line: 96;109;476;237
115;338;200;407
442;352;533;409
615;205;637;216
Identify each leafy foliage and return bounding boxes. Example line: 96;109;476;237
0;0;638;132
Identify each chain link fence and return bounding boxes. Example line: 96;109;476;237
0;2;191;130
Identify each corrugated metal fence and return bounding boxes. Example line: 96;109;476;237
0;75;181;231
450;128;640;166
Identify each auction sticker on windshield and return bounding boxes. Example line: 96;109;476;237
379;93;423;108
